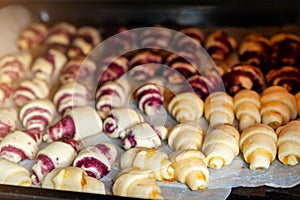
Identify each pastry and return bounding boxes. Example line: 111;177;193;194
233;89;261;131
173;27;204;52
188;74;215;100
19;99;56;132
260;86;297;129
18;22;48;51
138;26;172;49
128;50;163;81
202;124;240;169
168;92;204;122
204;92;234;128
0;158;31;186
42;167;105;194
103;107;144;138
168;120;203;150
121;123;167;150
68;26;101;58
169;149;209;190
240;124;277;170
31;138;80;185
73;143;117;179
276;120;300;165
0;129;40;163
205;31;236;60
296;92;300;116
223;63;265;96
31;48;67;81
53;82;89;115
112;168;163;199
135;83;163;116
13;78;50;107
0;83;12;105
120;147;175;182
0;108;18;140
44;106;102;142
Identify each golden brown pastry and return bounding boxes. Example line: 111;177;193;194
260;86;297;129
295;92;300;116
204;92;234;128
120;147;174;182
276;120;300;165
169;149;209;190
202;124;240;169
240;124;277;170
233;89;261;131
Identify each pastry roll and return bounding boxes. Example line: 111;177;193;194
53;82;89;115
139;27;172;49
205;31;236;60
31;138;80;185
204;92;234;128
168;120;203;150
42;167;105;194
120;147;175;182
188;74;215;100
31;48;67;81
296;92;300;116
240;124;277;170
0;83;12;105
19;99;56;132
173;27;204;51
233;89;261;131
260;86;297;129
121;123;167;150
202;124;240;169
276;120;300;165
44;106;102;142
0;159;31;186
0;108;18;140
112;168;163;199
0;130;40;163
169;149;209;190
168;92;204;122
73;143;117;179
13;78;50;107
103;107;144;138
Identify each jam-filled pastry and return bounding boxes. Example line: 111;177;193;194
120;147;175;182
173;27;204;51
276;120;300;165
260;86;297;129
97;56;128;85
168;121;203;151
68;26;101;58
223;63;265;96
238;33;271;67
240;124;277;170
188;74;216;100
0;108;18;140
128;50;163;81
168;92;204;122
103;107;144;138
295;92;300;116
32;48;67;81
270;33;300;67
138;26;172;49
13;78;50;107
42;167;105;194
0;158;31;186
73;143;117;179
204;92;234;128
0;52;32;83
19;99;56;132
266;66;300;94
202;124;239;169
0;83;12;105
44;22;76;51
112;168;163;199
44;106;102;142
95;79;130;119
121;123;167;150
233;89;261;131
205;31;237;60
0;129;40;163
18;23;48;51
31;138;80;185
53;82;89;115
135;83;163;116
169;149;209;190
